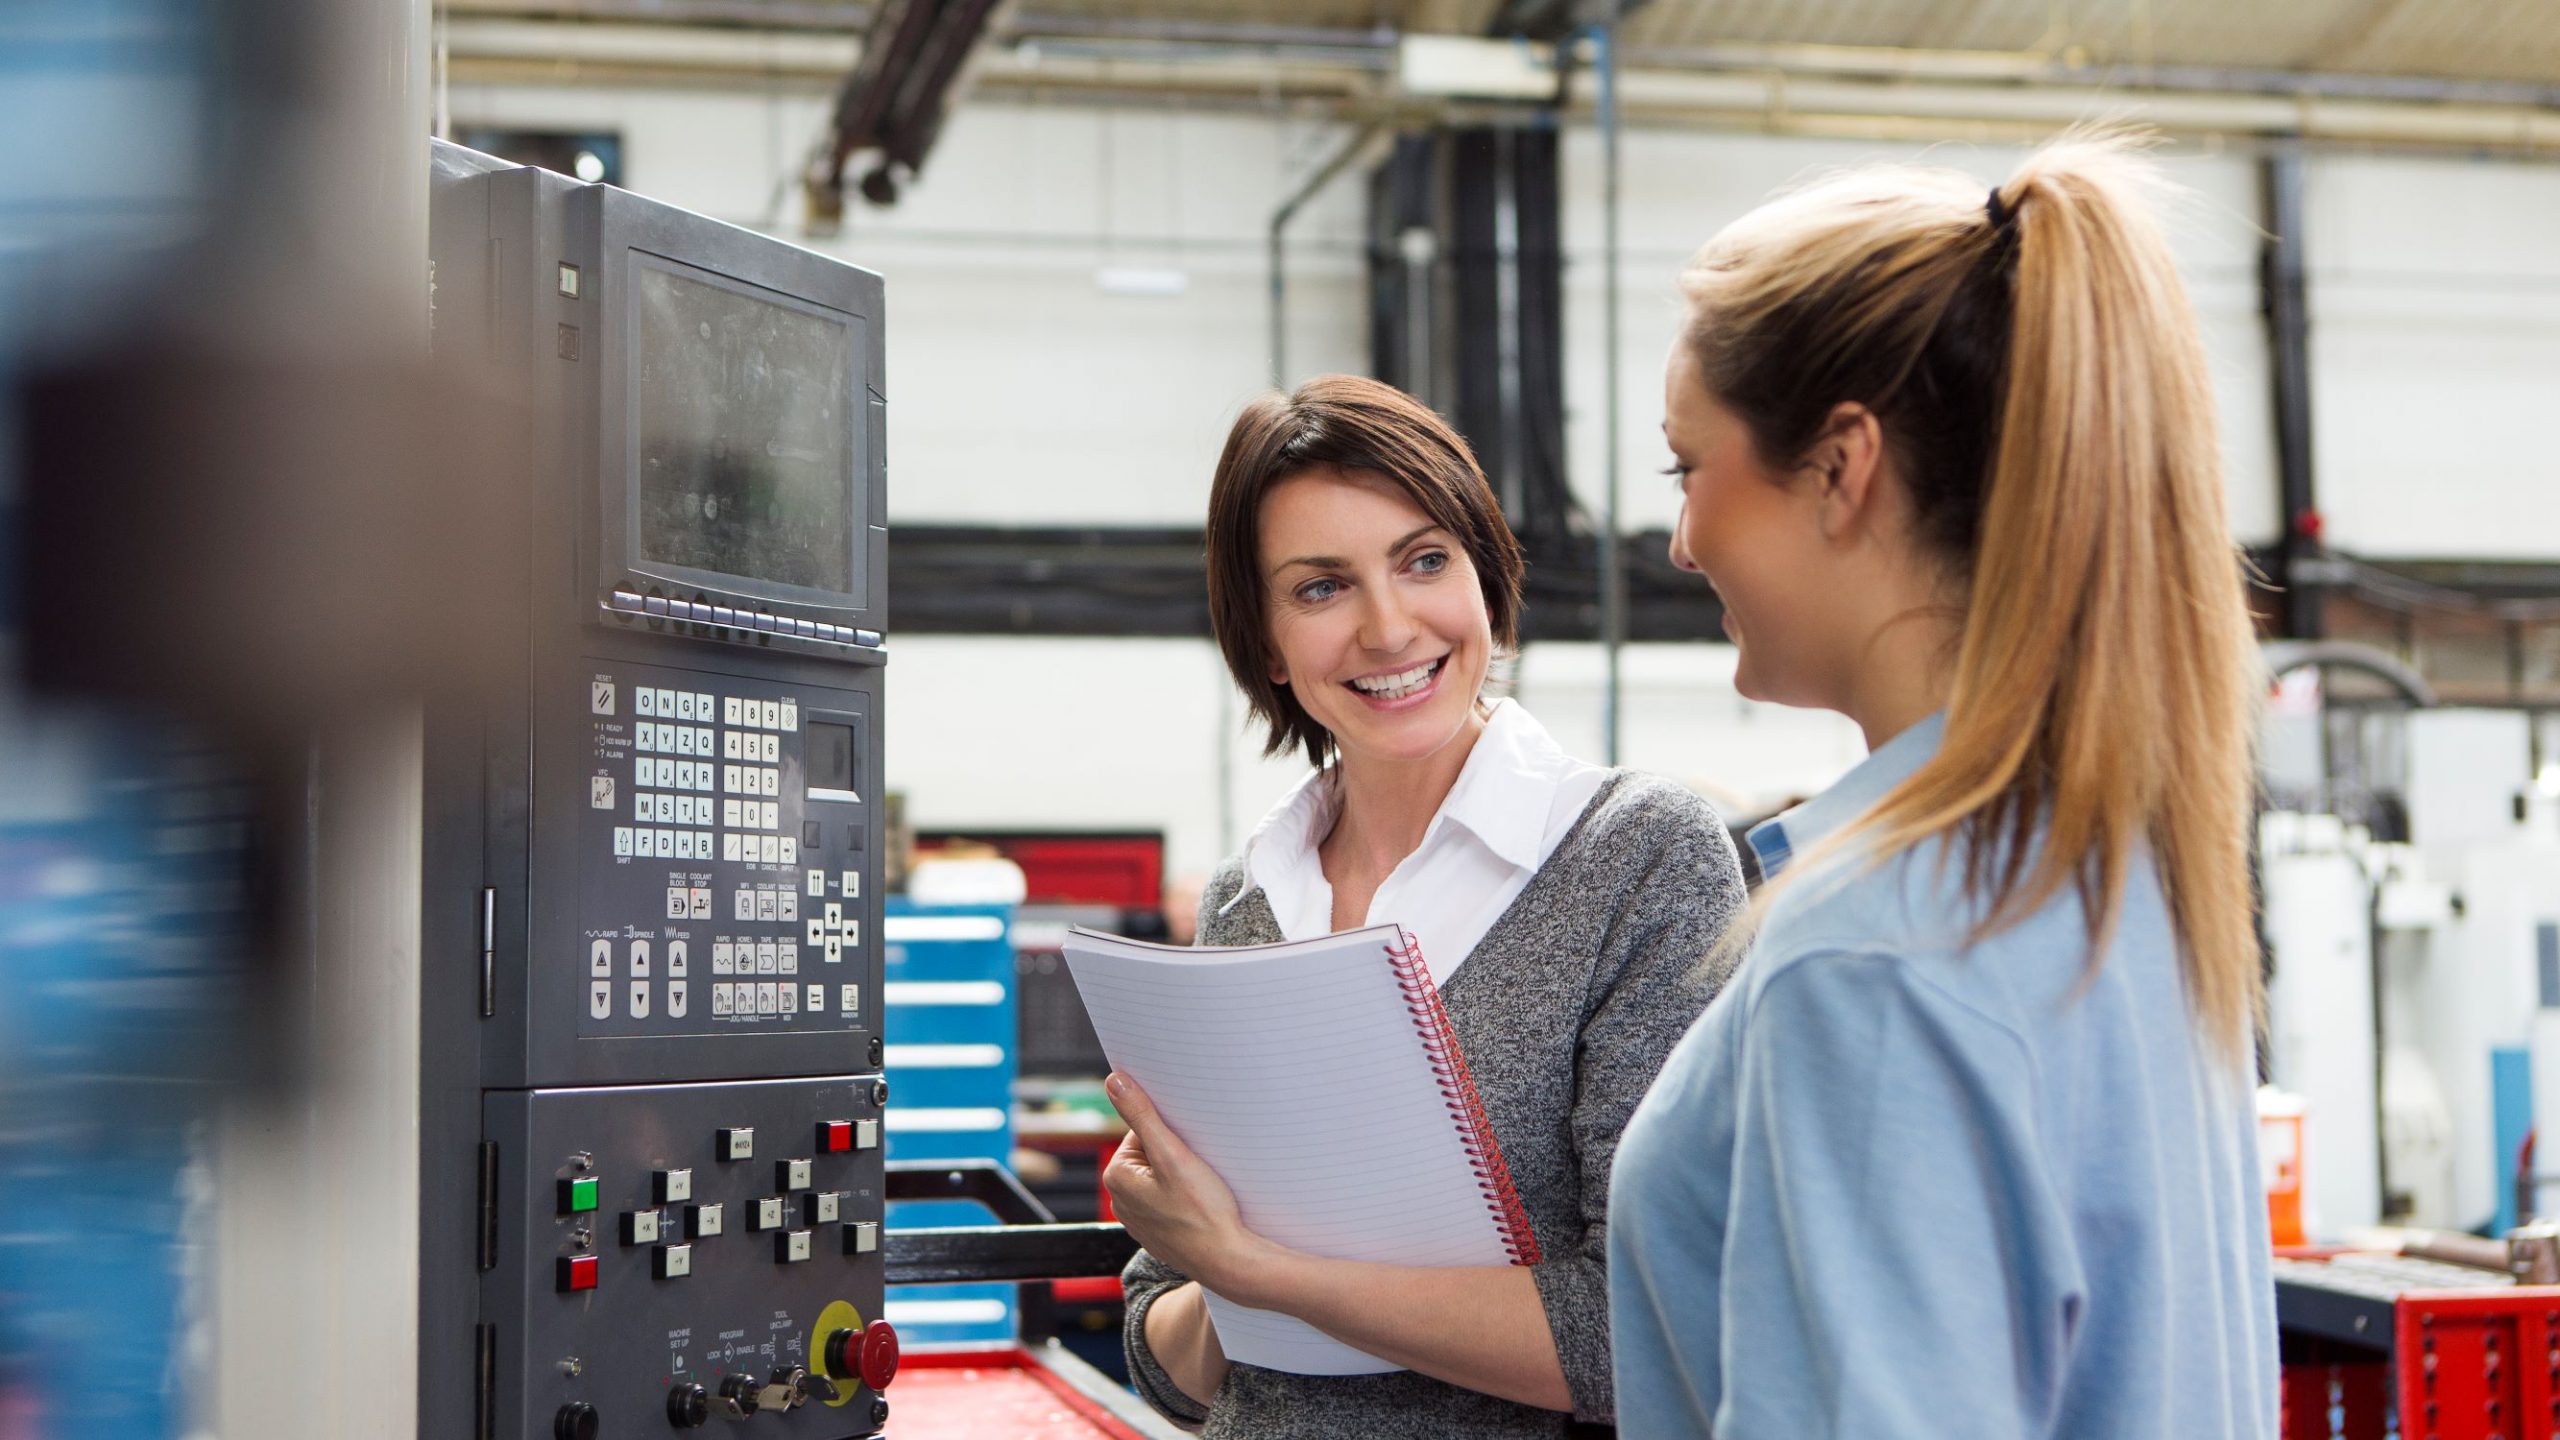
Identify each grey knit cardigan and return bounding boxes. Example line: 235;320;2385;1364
1120;770;1748;1438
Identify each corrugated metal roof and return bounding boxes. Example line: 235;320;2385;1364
1012;0;2560;86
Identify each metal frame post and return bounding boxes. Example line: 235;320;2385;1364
1594;16;1626;765
1269;122;1386;388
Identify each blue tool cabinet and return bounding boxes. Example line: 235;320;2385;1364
881;898;1019;1345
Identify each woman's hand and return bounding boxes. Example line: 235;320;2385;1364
1103;1073;1283;1299
1109;1071;1571;1411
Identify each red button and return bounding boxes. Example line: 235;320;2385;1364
557;1254;598;1292
859;1319;900;1391
818;1120;852;1153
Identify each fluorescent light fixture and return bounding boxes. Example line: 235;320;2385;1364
1095;265;1189;297
1400;33;1558;101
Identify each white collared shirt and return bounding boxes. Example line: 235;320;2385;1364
1236;699;1611;985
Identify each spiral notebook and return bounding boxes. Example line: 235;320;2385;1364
1060;923;1538;1376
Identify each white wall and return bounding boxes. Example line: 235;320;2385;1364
1555;131;2281;547
2308;153;2560;559
881;635;1306;880
443;81;2560;878
1516;643;1871;819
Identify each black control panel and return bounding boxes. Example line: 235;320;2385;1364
488;1077;894;1438
426;140;894;1440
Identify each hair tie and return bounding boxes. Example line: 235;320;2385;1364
1986;186;2016;231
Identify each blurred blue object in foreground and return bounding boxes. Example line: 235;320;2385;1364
1;1;228;1434
0;710;254;1439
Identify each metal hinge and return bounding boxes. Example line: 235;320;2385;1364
473;1322;496;1440
479;886;496;1019
477;1141;500;1273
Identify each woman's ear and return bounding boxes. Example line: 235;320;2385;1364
1808;402;1887;544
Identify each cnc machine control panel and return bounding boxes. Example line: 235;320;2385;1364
580;663;876;1039
427;141;893;1440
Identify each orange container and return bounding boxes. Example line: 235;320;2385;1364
2259;1088;2307;1248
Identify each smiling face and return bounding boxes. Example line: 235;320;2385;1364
1663;341;1847;710
1257;464;1492;769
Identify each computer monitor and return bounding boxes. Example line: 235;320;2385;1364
583;184;887;636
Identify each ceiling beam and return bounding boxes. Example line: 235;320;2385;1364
1484;0;1652;42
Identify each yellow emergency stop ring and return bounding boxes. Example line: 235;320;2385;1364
811;1298;864;1407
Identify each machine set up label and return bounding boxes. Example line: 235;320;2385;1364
581;663;870;1036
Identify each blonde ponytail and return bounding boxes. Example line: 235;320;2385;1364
1682;129;2262;1064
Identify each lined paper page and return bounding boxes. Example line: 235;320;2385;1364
1062;925;1514;1375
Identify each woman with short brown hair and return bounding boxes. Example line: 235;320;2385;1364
1201;375;1528;769
1101;373;1749;1438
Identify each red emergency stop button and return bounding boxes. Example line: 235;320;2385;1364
557;1254;598;1293
859;1319;900;1390
818;1119;853;1153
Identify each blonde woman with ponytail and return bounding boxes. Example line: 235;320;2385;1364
1607;130;2276;1438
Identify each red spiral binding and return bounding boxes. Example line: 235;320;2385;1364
1384;929;1542;1267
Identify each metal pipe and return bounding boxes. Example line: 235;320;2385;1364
1588;67;2560;141
1401;222;1436;408
2397;1228;2515;1275
1268;121;1386;389
1011;11;1397;58
1595;16;1625;767
440;0;880;28
1492;127;1526;519
2261;640;2437;709
1618;40;2560;109
440;19;860;71
1001;35;1396;72
2261;147;2322;641
441;0;1398;54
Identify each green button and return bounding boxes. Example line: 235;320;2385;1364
560;1176;600;1214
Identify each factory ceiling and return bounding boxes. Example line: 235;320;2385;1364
444;0;2560;87
983;0;2557;87
436;0;2560;151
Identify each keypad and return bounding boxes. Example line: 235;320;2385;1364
589;669;866;1035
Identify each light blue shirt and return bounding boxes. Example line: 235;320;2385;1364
1608;714;2277;1439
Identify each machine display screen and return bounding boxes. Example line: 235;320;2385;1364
633;262;855;594
806;721;859;802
